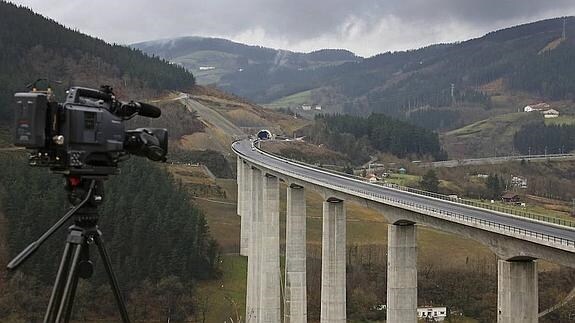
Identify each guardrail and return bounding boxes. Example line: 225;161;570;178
254;142;575;229
233;140;575;248
381;184;575;228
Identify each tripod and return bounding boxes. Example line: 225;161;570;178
6;177;130;323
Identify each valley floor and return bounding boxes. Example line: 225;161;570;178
169;163;570;322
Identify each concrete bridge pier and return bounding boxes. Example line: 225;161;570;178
246;167;262;322
387;223;418;323
239;160;250;256
259;174;281;322
497;259;538;323
285;184;307;323
320;198;346;323
236;157;242;217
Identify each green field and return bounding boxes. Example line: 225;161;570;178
544;115;575;126
195;254;247;322
385;173;421;187
264;89;315;109
446;112;531;138
173;50;241;84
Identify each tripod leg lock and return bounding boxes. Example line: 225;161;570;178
66;230;84;244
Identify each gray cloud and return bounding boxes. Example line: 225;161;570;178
8;0;575;56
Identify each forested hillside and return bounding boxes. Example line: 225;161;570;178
0;1;195;123
305;114;446;164
514;121;575;155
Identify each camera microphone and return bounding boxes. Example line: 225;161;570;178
117;101;161;118
135;102;161;118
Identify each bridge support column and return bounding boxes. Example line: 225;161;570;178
497;259;538;323
239;161;250;256
387;223;417;323
285;184;307;323
259;174;280;322
246;167;262;322
237;157;242;217
320;198;346;323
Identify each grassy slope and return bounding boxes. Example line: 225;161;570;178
544;115;575;126
188;90;310;139
147;86;309;157
442;112;541;158
172;50;240;85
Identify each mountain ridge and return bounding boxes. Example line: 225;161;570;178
134;17;575;133
132;36;362;86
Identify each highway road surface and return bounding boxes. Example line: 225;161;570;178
233;139;575;245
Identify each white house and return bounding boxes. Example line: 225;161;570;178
511;175;528;189
542;109;560;118
301;105;312;111
418;306;448;321
524;102;550;112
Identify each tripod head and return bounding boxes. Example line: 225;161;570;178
7;175;105;271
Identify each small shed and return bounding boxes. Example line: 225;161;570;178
501;192;520;203
417;306;447;321
542;109;560;118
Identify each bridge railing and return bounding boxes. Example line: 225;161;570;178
359;186;575;248
237;141;575;247
379;183;575;229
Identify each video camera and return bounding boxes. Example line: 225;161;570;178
13;80;168;176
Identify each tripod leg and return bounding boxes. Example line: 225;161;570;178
62;257;81;323
94;234;131;323
55;243;82;322
44;242;73;323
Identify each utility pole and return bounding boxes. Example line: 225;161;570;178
450;83;455;105
563;17;567;41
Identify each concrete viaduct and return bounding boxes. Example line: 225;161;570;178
232;139;575;323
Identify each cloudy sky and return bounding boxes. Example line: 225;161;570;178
8;0;575;57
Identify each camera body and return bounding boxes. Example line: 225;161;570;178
13;86;168;176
